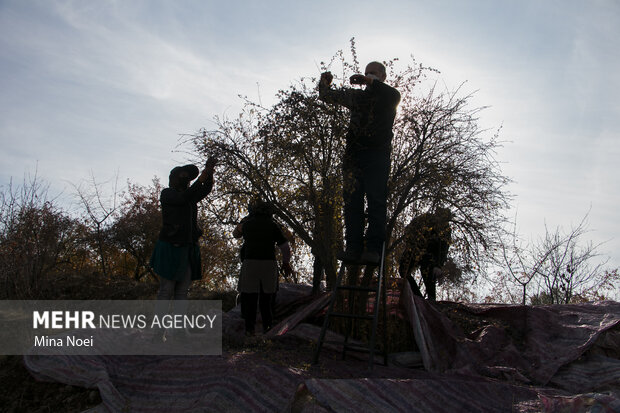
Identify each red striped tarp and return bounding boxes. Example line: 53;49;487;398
23;283;620;412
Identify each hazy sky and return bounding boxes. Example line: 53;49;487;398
1;0;619;270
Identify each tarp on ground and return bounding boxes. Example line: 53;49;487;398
23;283;620;412
398;283;620;389
269;281;620;393
291;377;620;413
25;353;301;413
282;282;620;413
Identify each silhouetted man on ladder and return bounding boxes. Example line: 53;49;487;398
319;62;400;265
314;62;400;370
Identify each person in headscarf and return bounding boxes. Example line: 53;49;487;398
233;199;293;335
150;158;216;337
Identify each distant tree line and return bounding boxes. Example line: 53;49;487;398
0;172;238;299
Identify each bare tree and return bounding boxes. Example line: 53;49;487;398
110;178;162;281
495;215;564;304
72;171;120;277
0;172;84;298
495;212;617;304
534;215;611;304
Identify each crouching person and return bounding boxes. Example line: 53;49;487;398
233;199;293;336
398;207;452;301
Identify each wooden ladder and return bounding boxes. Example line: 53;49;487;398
312;243;388;371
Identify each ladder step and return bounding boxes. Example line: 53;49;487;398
323;341;379;354
329;312;374;320
337;285;378;292
343;343;379;353
322;339;359;346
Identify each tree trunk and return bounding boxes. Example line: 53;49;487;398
312;256;323;294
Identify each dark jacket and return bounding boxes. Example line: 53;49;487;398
319;79;400;152
240;214;287;261
158;177;213;245
403;212;452;268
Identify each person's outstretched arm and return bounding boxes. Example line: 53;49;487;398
188;156;217;203
318;71;361;109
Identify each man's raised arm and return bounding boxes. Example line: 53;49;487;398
318;71;360;109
